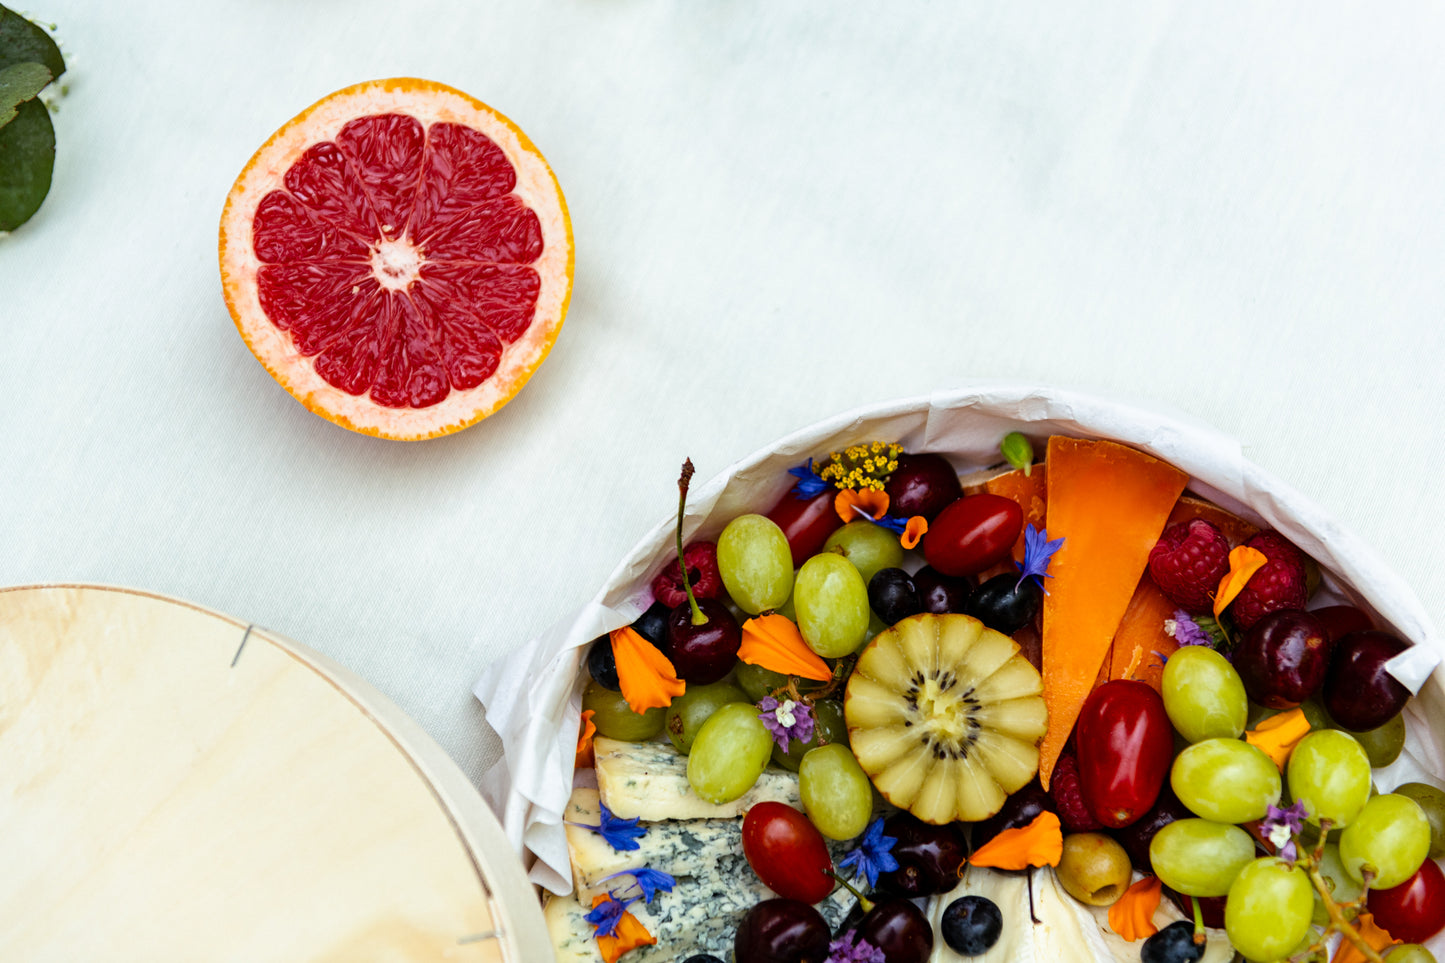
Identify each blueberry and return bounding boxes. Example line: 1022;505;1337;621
868;568;922;625
681;956;724;963
1141;920;1205;963
965;573;1042;635
941;895;1001;955
586;636;619;690
632;600;672;647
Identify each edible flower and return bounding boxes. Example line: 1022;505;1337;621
1261;800;1309;864
836;487;889;524
587;894;656;963
901;515;928;550
788;458;830;498
826;932;887;963
602;867;676;904
1245;707;1311;771
568;801;647;852
1107;875;1162;941
1016;524;1064;593
1330;912;1399;963
1213;545;1269;618
969;811;1063;870
818;442;902;492
837;817;899;889
609;625;686;714
1162;611;1228;651
585;892;636;938
739;614;834;682
758;695;815;751
575;709;597;769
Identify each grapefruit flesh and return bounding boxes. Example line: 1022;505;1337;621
220;78;573;440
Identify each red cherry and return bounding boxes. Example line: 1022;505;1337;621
741;802;834;904
1074;680;1173;828
921;494;1023;577
1366;857;1445;944
1309;604;1374;642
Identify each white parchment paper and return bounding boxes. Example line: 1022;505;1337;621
472;384;1444;896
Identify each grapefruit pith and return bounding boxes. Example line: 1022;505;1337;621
220;78;573;440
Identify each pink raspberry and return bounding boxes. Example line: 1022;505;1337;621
652;541;723;608
1147;519;1231;614
1230;531;1308;630
1051;752;1102;833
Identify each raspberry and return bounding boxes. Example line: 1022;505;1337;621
1230;531;1308;630
1147;519;1231;614
1051;752;1102;832
652;541;723;608
1246;530;1305;570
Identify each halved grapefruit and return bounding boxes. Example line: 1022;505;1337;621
219;78;573;440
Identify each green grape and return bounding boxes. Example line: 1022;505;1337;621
1287;730;1372;828
1338;793;1431;888
776;592;797;621
717;514;794;615
1161;646;1247;742
798;742;873;840
1310;843;1362;925
1171;738;1281;823
1340;712;1407;769
1386;946;1439;963
687;702;774;804
1392;782;1445;858
794;553;870;657
736;658;829;703
583;680;666;741
1300;698;1332;731
1247;700;1279;728
772;699;848;771
665;681;749;754
1148;818;1255;896
822;521;904;586
1225;857;1314;963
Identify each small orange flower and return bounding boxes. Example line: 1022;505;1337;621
1245;707;1311;770
575;709;597;769
1330;912;1398;963
835;488;889;524
1213;545;1268;618
1108;875;1162;941
609;626;685;714
969;811;1063;870
739;614;833;682
590;895;656;963
901;516;928;550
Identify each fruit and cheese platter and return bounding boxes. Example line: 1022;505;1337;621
510;400;1445;963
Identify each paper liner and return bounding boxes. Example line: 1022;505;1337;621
472;383;1444;898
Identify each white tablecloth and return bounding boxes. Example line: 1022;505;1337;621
5;0;1444;789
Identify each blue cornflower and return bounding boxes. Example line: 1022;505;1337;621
603;867;676;904
836;817;898;889
1015;525;1064;593
788;458;829;498
567;802;647;852
871;514;909;534
583;892;637;938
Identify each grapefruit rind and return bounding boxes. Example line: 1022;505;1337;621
219;78;574;441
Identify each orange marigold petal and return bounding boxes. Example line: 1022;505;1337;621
575;709;597;770
739;614;833;682
1214;545;1269;618
609;626;685;714
1330;912;1398;963
835;488;890;524
590;895;657;963
901;516;928;550
1245;706;1312;770
1108;875;1162;941
969;811;1063;870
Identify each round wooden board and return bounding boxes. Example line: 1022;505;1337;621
0;585;549;962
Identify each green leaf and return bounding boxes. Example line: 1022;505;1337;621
0;96;55;231
0;5;65;78
0;60;51;128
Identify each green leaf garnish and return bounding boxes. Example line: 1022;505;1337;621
1001;431;1034;475
0;5;65;78
0;60;51;128
0;96;55;231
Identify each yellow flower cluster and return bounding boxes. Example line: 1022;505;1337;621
818;441;903;491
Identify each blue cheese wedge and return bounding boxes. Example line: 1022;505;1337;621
594;736;802;819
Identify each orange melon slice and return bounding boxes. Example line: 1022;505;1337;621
1038;437;1187;789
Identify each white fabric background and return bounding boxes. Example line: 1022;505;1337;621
5;1;1445;792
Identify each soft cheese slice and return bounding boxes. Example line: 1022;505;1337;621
929;865;1034;963
594;736;802;819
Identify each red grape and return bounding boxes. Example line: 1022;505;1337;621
921;494;1023;577
1075;681;1173;828
1366;857;1445;944
741;803;833;904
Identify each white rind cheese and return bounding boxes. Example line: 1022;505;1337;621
594;736;803;819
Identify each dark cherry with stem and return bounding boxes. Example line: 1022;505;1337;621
665;460;741;685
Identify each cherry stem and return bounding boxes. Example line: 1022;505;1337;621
675;459;707;626
828;871;874;914
1190;896;1205;945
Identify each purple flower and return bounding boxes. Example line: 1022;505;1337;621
837;817;899;889
1263;800;1309;863
583;892;636;938
826;932;887;963
567;802;647;852
789;458;829;498
603;867;676;904
1166;609;1213;648
1016;525;1065;593
758;696;815;752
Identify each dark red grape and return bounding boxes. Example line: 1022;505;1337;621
1234;610;1332;709
922;494;1023;577
1141;920;1205;963
885;452;962;521
1113;784;1192;873
913;566;973;614
733;899;830;963
966;573;1042;635
586;636;620;690
868;568;922;626
1322;630;1411;731
855;898;933;963
767;489;843;568
1164;889;1225;929
973;779;1055;847
875;811;967;897
941;895;1002;955
666;599;741;684
1366;857;1445;943
1310;603;1374;642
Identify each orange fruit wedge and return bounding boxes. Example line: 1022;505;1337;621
219;78;573;440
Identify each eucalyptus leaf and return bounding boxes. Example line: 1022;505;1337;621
0;60;51;128
0;96;55;231
0;5;64;78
